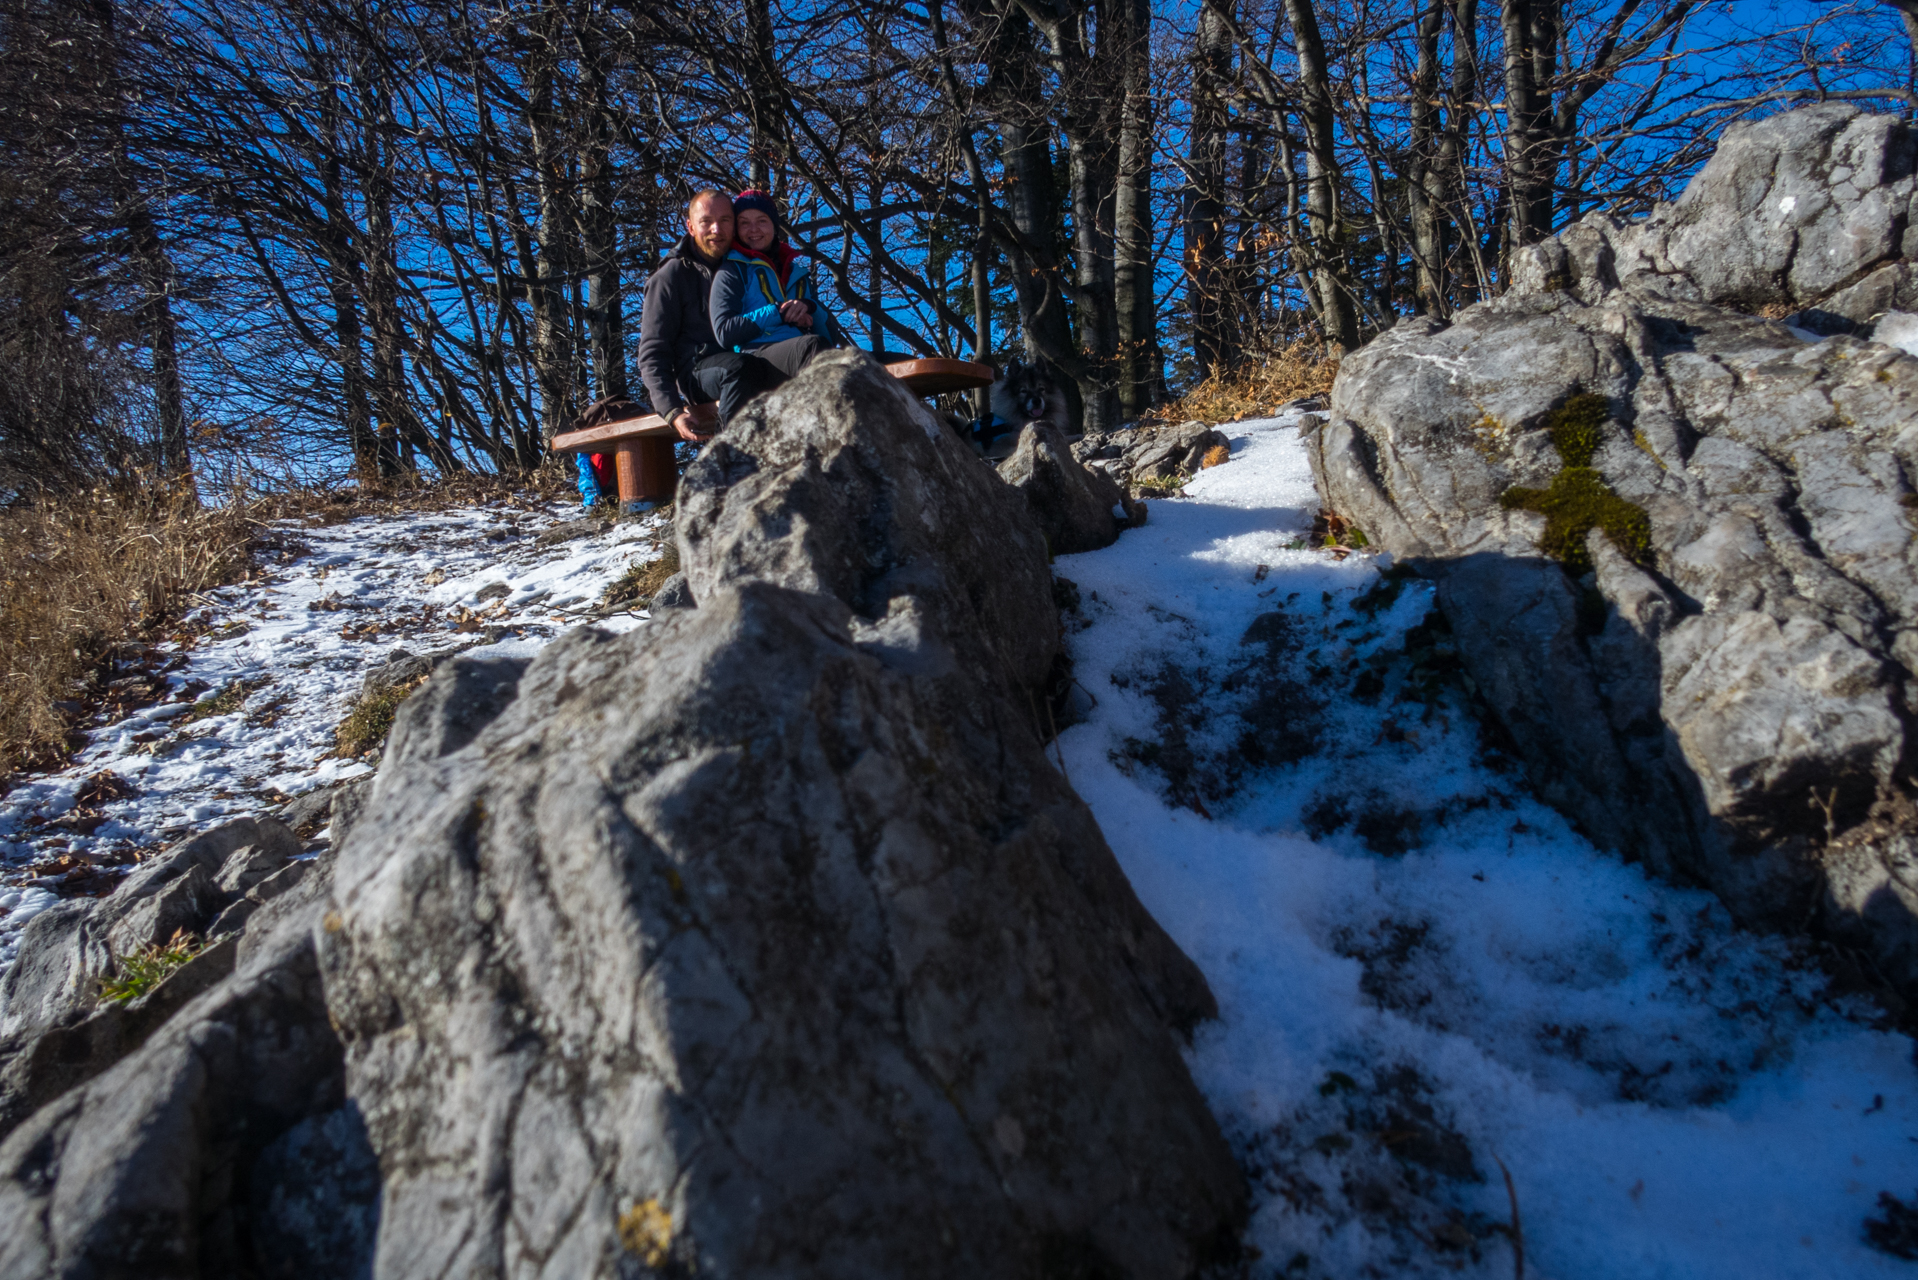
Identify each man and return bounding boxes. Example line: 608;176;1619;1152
637;189;735;443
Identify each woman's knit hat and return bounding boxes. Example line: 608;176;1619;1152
732;189;779;223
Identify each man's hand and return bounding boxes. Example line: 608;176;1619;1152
778;299;813;330
670;408;712;443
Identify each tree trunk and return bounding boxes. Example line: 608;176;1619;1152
1408;0;1448;315
1113;0;1156;418
1500;0;1554;249
1890;1;1918;109
1443;0;1483;304
526;13;577;445
577;24;626;400
132;218;189;482
747;0;775;190
1527;0;1560;232
1000;110;1084;429
88;0;190;484
1050;10;1121;432
354;45;414;475
316;69;382;479
1187;2;1234;379
868;173;884;355
930;0;995;415
1284;0;1359;350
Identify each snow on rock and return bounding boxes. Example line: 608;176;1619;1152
1872;310;1918;358
0;499;669;971
1057;412;1918;1278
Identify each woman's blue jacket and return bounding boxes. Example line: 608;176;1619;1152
709;246;840;350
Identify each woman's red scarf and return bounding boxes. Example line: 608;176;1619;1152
733;239;798;289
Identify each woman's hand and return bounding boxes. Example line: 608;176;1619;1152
778;299;813;330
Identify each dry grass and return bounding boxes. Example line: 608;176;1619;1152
1;464;576;785
0;487;258;781
99;929;202;1004
1162;340;1339;424
335;462;579;516
334;674;429;759
602;542;680;611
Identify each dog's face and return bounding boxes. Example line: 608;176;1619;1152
991;360;1068;428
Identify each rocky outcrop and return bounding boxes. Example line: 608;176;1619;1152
1074;419;1230;490
0;816;308;1138
1309;104;1918;990
0;353;1241;1276
0;839;356;1279
318;352;1240;1277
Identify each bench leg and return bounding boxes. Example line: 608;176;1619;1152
636;438;677;505
612;442;643;513
612;440;677;515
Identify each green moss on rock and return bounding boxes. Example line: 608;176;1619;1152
335;676;426;758
1500;393;1652;574
1544;392;1609;468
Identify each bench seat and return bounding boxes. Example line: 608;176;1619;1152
551;358;993;511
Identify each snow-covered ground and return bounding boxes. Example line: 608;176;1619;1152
0;497;666;967
2;418;1912;1275
1057;413;1918;1278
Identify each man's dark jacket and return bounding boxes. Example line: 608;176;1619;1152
638;234;722;419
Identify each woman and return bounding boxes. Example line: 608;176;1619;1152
709;188;836;376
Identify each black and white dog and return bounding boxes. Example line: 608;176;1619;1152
977;358;1071;458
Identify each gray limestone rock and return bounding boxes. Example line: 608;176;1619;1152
328;777;371;847
0;933;238;1144
0;351;1240;1278
214;841;294;896
649;570;694;610
0;866;363;1280
1072;420;1229;489
104;863;224;956
359;647;436;698
309;352;1242;1278
276;783;341;836
1127;421;1228;484
0;816;299;1050
678;351;1062;709
1509;104;1918;311
1310;104;1918;994
0;817;303;1143
999;419;1146;554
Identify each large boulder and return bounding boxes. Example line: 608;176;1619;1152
317;352;1241;1277
318;352;1239;1278
1310;104;1918;991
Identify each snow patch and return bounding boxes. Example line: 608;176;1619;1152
1057;413;1918;1278
0;500;669;936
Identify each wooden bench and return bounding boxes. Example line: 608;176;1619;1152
550;358;994;511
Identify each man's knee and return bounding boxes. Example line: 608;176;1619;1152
693;353;744;395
